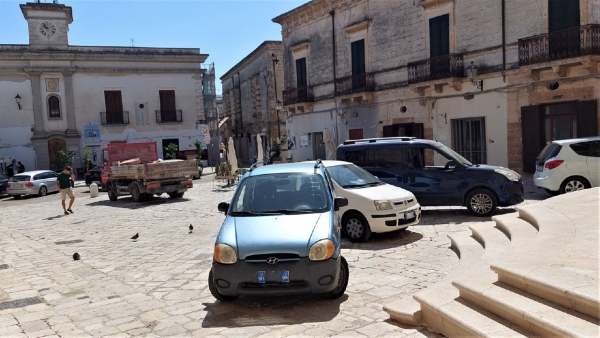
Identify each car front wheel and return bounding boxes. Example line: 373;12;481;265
208;269;238;302
560;177;589;194
328;256;349;299
466;189;497;217
343;212;371;243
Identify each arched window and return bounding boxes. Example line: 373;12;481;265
48;96;60;118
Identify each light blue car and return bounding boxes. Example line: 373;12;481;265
209;161;350;301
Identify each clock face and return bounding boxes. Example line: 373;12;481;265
39;21;56;37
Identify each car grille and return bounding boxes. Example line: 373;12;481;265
392;197;416;209
245;253;300;263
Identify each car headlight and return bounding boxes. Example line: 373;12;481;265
214;243;237;264
374;200;393;210
308;239;335;261
495;168;520;182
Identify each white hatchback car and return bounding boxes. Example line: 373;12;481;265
534;136;600;195
314;160;421;243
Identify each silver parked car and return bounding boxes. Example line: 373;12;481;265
7;170;59;199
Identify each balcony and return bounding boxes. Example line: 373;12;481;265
408;54;464;84
335;73;375;96
519;24;600;66
283;86;314;106
156;110;182;123
100;111;129;126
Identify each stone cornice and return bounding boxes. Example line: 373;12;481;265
419;0;454;10
16;67;202;75
273;0;365;33
0;50;207;63
220;41;282;81
291;42;310;54
20;3;73;24
344;20;370;34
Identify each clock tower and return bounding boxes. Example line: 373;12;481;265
20;2;73;50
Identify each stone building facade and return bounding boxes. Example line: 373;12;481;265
273;0;599;172
220;41;284;165
0;2;209;173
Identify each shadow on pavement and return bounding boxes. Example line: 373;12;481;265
418;207;517;226
341;229;423;250
201;294;347;327
87;196;190;209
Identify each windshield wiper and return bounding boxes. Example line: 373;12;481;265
264;209;314;214
229;211;279;216
342;184;368;188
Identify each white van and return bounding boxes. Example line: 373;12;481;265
317;160;421;243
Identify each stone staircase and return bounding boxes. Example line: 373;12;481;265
384;188;600;337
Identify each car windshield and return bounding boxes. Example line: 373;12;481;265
229;173;330;215
327;164;382;188
9;175;31;182
436;143;473;166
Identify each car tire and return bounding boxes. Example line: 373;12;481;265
107;182;118;201
544;188;560;196
208;269;238;302
328;256;349;299
38;186;47;197
343;212;371;243
559;177;589;194
466;189;497;217
12;195;21;199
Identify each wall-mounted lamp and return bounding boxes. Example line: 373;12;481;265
466;61;483;91
276;100;282;111
15;94;22;110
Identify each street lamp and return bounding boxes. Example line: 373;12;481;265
466;61;483;91
272;54;281;139
15;94;21;110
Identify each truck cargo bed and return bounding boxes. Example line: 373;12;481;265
110;159;197;181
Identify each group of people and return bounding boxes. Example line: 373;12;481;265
5;159;24;177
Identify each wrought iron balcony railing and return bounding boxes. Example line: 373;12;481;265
156;110;182;123
283;86;314;105
335;72;375;96
519;24;600;66
100;111;129;125
408;54;464;84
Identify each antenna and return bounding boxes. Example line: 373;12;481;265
130;38;135;47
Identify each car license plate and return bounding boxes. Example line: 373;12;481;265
257;271;266;283
281;270;289;283
404;211;415;220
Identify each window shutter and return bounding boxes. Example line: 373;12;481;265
549;0;579;32
351;40;365;75
296;58;307;88
576;100;598;138
521;105;544;173
429;14;449;57
104;91;123;113
159;90;176;112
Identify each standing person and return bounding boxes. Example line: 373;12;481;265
56;166;75;215
17;162;25;173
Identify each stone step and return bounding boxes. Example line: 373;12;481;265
448;231;485;262
491;262;600;320
491;213;538;244
454;279;600;337
468;223;511;259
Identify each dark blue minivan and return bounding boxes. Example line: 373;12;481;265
336;137;524;216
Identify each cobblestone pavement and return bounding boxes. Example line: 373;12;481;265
0;175;545;337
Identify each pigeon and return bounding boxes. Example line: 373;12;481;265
73;253;80;261
131;233;139;242
188;224;193;234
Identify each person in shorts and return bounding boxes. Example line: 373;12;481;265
56;166;75;215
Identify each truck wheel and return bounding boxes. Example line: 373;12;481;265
130;183;141;202
168;191;183;199
107;182;118;201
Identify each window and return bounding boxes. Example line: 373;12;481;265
589;141;600;158
453;117;487;165
159;90;178;122
429;14;450;58
548;0;580;58
569;142;591;156
104;91;124;124
369;147;414;169
348;129;363;140
296;58;307;88
351;39;366;75
48;96;60;118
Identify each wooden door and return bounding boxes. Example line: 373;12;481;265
48;138;66;171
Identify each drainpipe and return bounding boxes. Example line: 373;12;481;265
330;10;337;94
501;0;506;82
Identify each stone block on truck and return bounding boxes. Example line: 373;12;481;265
101;142;197;202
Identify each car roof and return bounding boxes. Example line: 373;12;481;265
300;160;351;167
551;136;600;145
249;162;325;176
338;137;440;147
13;170;55;176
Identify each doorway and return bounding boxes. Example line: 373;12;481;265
48;138;66;171
313;132;325;160
452;117;487;164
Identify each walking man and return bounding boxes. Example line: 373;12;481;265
56;166;75;215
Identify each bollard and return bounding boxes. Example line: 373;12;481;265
90;183;99;198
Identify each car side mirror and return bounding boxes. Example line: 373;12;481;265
218;202;230;213
334;197;348;211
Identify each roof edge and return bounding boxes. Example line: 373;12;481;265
220;41;282;81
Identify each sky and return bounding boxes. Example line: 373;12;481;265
0;0;308;94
